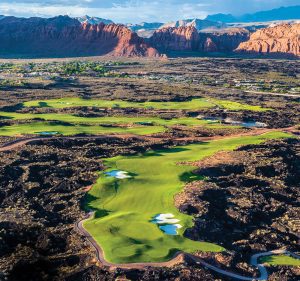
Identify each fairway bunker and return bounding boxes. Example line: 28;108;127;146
151;213;182;235
105;170;132;179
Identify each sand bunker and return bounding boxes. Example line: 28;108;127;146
152;213;180;224
151;213;182;235
105;170;131;179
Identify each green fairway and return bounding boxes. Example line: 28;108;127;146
260;255;300;266
0;111;238;136
84;132;291;263
0;121;166;136
0;111;230;127
23;97;270;112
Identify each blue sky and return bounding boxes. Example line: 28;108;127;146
0;0;299;23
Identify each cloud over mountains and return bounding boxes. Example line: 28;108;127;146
1;0;299;23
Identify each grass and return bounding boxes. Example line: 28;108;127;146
84;132;291;263
0;112;238;136
0;121;165;136
23;97;270;112
260;255;300;266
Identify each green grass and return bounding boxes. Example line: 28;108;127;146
0;121;165;136
23;97;270;112
0;111;230;128
260;255;300;266
0;112;238;136
84;132;291;263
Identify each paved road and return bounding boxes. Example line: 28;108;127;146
0;134;158;152
244;90;300;98
0;126;297;153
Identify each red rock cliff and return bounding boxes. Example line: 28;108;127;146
0;16;160;57
149;26;200;51
236;23;300;57
149;26;249;53
200;28;250;52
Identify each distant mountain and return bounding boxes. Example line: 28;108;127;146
127;22;164;38
127;22;164;32
240;6;300;22
0;16;160;58
206;6;300;23
160;19;226;31
76;15;113;25
205;14;237;23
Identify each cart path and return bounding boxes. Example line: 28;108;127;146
0;125;297;153
1;127;299;280
76;211;300;280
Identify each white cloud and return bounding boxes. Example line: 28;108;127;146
0;0;299;22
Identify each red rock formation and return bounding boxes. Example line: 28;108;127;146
0;16;160;58
200;28;250;52
236;23;300;57
149;26;249;53
149;26;200;51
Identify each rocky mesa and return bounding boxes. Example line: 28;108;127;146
149;26;250;53
0;16;160;58
236;23;300;57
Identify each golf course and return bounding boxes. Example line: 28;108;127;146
260;255;300;266
0;111;238;136
84;131;291;264
23;97;270;111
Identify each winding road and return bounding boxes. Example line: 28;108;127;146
0;125;297;153
1;128;299;280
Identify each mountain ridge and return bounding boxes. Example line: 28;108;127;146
0;16;160;58
206;5;300;23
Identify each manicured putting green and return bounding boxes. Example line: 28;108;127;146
24;97;270;112
84;132;291;263
260;255;300;266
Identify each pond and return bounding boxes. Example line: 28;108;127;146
199;116;267;128
35;131;59;135
151;213;182;235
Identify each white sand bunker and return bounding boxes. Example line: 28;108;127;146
152;213;180;224
105;170;131;179
151;213;182;235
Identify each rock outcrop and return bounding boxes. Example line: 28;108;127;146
236;23;300;57
200;28;250;52
149;26;200;51
0;16;160;58
149;26;249;53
